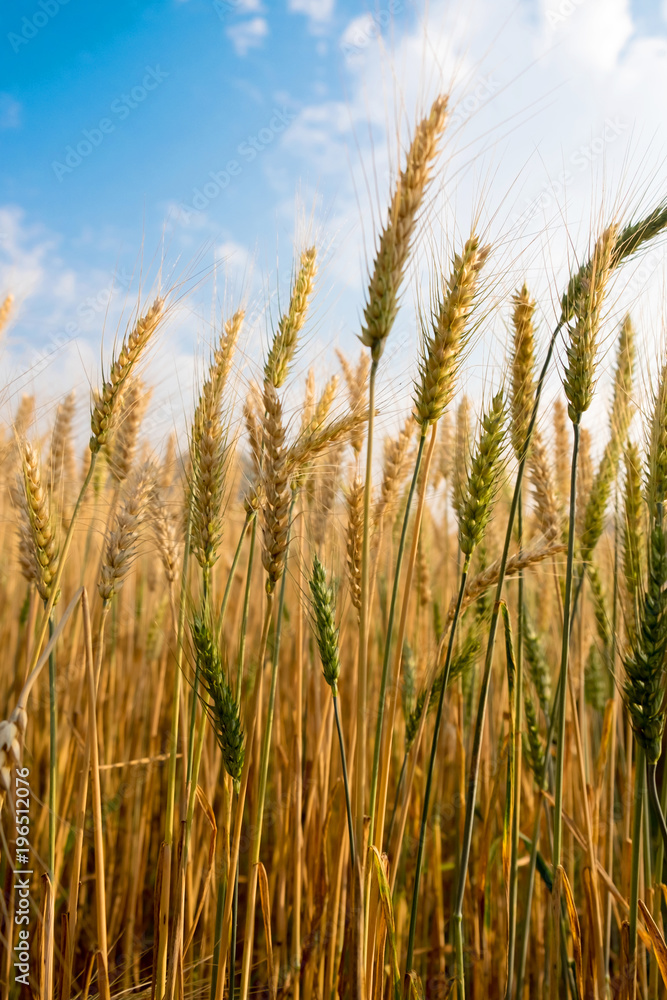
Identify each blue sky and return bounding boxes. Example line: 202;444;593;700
1;0;667;441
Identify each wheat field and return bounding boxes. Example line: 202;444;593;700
1;93;667;1000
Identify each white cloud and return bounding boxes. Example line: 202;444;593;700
539;0;633;71
288;0;334;27
0;94;21;130
340;14;375;54
259;0;667;414
226;16;269;55
235;0;265;11
216;239;252;278
7;0;667;439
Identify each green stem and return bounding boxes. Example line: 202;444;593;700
368;429;427;848
452;318;563;998
217;512;253;644
230;863;239;999
236;514;257;701
333;694;356;867
211;512;257;1000
211;870;225;1000
647;762;667;857
650;759;667;999
606;487;620;989
187;567;210;785
553;421;580;869
155;506;192;1000
515;683;558;1000
629;744;644;994
226;514;257;999
239;490;297;1000
165;509;192;846
357;359;378;859
387;750;408;849
405;561;469;981
505;494;523;1000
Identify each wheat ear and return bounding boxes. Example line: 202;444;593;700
90;296;164;453
0;293;13;335
360;95;448;361
265;247;317;388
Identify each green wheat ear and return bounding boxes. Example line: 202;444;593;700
523;690;546;787
579;315;635;565
309;555;341;695
623;441;644;637
562;224;617;424
191;614;245;785
457;390;507;559
522;613;551;718
623;358;667;763
623;505;667;765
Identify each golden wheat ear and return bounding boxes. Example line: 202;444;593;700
361;95;448;362
20;440;60;604
0;293;14;336
90;296;165;453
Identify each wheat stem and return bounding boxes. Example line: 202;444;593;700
375;424;438;853
239;490;297;1000
552;423;579;864
647;761;667;855
334;694;356;868
156;500;192;1000
405;560;469;981
47;614;56;880
368;428;427;847
505;495;523;1000
217;510;253;643
452;319;563;997
629;744;644;999
215;595;273;1000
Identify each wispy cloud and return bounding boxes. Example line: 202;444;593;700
0;94;22;130
288;0;335;30
226;16;269;55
